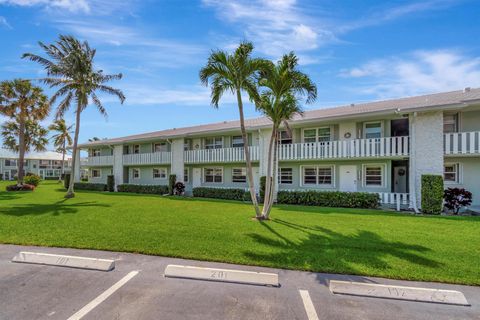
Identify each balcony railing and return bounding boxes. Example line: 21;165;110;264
444;131;480;155
83;155;114;166
123;152;172;165
184;146;260;164
279;136;409;161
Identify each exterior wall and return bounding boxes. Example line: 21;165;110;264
444;157;480;206
460;110;480;132
189;164;259;190
88;167;112;184
88;147;112;156
112;145;123;190
170;138;184;182
127;165;169;185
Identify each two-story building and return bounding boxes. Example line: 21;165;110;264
77;88;480;211
0;149;71;180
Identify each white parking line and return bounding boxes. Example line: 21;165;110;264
67;270;139;320
299;289;319;320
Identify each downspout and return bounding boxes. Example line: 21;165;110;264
410;113;420;213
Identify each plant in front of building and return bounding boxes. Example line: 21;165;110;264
0;79;50;187
107;175;115;192
173;181;185;195
49;119;73;183
444;187;472;215
421;175;444;214
24;173;41;187
168;174;176;195
23;35;125;198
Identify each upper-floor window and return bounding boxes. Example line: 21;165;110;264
364;122;382;139
232;135;244;148
444;114;458;133
205;137;223;149
279;130;292;144
303;127;331;143
153;142;168;152
5;159;17;167
133;145;140;154
91;149;101;157
184;139;191;151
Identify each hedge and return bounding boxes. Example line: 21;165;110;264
168;174;176;195
107;175;115;192
277;190;380;209
73;182;107;191
44;177;60;180
193;187;250;202
421;174;444;214
117;184;169;195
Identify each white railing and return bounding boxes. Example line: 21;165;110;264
123;152;172;165
376;192;410;211
444;131;480;155
184;146;260;164
83;155;114;166
278;136;409;160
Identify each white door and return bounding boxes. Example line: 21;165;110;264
339;165;357;192
393;166;407;193
192;168;202;188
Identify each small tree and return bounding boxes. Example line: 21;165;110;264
444;188;472;215
421;175;444;214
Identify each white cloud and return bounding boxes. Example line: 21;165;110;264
0;0;90;13
341;50;480;98
0;16;12;29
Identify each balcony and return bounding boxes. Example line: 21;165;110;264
444;131;480;156
279;136;409;161
123;152;172;165
184;146;260;164
83;155;114;166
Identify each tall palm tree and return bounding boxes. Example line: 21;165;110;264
49;119;73;182
257;53;317;219
23;35;125;198
200;41;268;218
0;79;50;185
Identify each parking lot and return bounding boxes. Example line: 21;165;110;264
0;244;479;320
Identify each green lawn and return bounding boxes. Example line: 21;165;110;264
0;181;479;285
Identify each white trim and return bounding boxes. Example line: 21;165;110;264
203;166;224;184
153;167;168;179
184;167;189;183
362;163;386;188
232;167;247;183
363;121;384;138
91;168;102;179
444;162;462;184
203;136;224;149
301;126;332;143
231;135;244;148
300;164;335;188
132;168;141;180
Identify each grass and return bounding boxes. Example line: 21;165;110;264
0;180;479;285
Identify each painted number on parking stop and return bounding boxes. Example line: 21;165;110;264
210;271;227;280
56;257;70;265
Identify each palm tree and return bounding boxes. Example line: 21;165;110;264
23;35;125;198
49;119;73;182
0;79;50;185
257;53;317;219
200;41;269;218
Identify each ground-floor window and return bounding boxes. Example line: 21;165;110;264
91;169;101;178
232;167;246;183
279;168;293;184
302;166;333;186
204;167;223;183
153;168;167;179
132;168;140;179
184;168;189;183
363;164;384;187
444;163;459;183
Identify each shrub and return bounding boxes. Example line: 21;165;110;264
193;187;248;201
44;177;60;180
174;181;185;195
73;183;107;191
0;173;3;180
64;173;71;189
6;184;35;191
276;190;380;209
444;188;473;214
168;174;176;195
117;184;169;195
421;175;444;214
259;176;266;203
24;174;41;186
107;175;115;192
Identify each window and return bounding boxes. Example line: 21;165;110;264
364;165;383;187
232;167;247;183
364;122;382;139
279;130;292;144
92;149;101;157
5;159;17;167
303;127;331;143
133;145;140;154
279;168;293;184
204;137;223;149
232;135;244;148
444;114;458;133
132;168;140;179
303;129;316;143
184;168;189;183
204;167;223;183
91;169;101;178
444;163;459;183
153;168;167;179
153;142;168;152
302;166;333;186
184;140;190;151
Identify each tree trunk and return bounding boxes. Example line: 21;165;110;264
59;140;65;182
17;117;26;186
261;125;276;217
264;128;279;219
65;103;82;198
236;89;261;217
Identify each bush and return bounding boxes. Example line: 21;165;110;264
193;187;249;201
24;174;41;186
276;190;380;209
421;175;444;214
117;184;169;195
44;176;60;180
73;182;107;191
174;181;185;195
64;173;71;189
259;176;266;203
0;173;3;180
444;188;473;214
168;174;176;195
107;175;115;192
6;184;35;191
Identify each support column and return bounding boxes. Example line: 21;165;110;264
74;149;81;182
113;145;123;191
409;111;444;210
170;138;184;182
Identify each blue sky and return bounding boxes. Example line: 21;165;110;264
1;0;480;146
